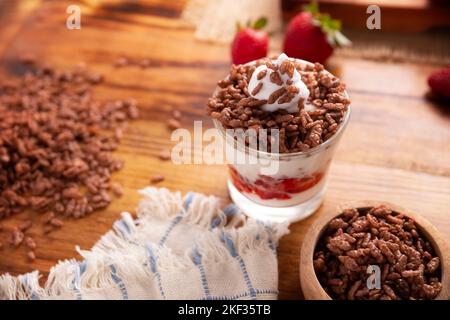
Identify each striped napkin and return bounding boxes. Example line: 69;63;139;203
0;188;288;300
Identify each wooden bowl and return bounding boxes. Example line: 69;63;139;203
300;201;450;300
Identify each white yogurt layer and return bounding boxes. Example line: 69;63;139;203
247;53;310;113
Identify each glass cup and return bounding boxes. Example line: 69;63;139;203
212;62;351;223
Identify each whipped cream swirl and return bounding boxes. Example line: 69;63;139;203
247;53;310;113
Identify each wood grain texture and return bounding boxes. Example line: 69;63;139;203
0;0;449;300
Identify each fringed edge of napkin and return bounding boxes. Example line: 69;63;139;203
0;188;289;300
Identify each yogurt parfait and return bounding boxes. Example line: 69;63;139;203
207;54;351;223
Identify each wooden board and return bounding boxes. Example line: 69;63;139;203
282;0;450;32
0;0;449;300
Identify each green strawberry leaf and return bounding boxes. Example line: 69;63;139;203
253;17;268;30
328;18;341;31
303;0;351;48
235;17;268;33
304;1;319;15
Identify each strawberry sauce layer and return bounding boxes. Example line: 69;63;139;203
229;166;324;200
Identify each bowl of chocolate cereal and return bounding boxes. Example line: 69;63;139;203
300;201;449;300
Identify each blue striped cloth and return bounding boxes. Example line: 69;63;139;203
0;188;288;300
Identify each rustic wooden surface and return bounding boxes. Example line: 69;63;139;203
282;0;450;32
0;0;449;300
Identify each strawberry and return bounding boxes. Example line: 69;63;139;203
283;1;350;64
428;67;450;100
231;17;269;65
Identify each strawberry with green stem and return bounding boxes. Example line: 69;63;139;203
231;17;269;65
284;1;350;64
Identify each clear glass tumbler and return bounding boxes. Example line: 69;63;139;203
213;97;351;224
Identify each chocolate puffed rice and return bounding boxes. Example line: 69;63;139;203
0;63;138;220
207;58;350;153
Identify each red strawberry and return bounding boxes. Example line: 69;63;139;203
231;18;269;65
283;1;350;64
428;67;450;100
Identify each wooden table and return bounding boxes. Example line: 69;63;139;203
0;0;449;300
282;0;450;32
